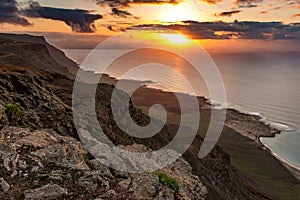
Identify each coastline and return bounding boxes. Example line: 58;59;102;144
98;73;300;181
260;139;300;180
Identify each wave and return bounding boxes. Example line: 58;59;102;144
267;122;295;132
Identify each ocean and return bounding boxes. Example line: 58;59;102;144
63;46;300;169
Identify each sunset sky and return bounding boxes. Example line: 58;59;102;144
1;0;300;48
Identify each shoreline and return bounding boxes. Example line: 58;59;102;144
259;138;300;180
98;72;300;180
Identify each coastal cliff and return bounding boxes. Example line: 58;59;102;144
0;33;299;200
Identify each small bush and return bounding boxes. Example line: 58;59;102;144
154;171;179;191
4;102;24;125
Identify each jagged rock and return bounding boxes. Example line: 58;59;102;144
32;142;89;171
77;171;101;191
10;170;17;178
117;178;131;190
14;130;59;151
24;184;68;200
49;170;64;181
89;159;114;178
0;178;10;192
129;172;159;199
0;144;17;171
163;157;208;200
154;187;174;200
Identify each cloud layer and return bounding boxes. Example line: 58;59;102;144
0;0;31;26
136;20;300;39
93;0;181;8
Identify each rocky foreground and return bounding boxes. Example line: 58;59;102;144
0;33;299;199
0;126;207;199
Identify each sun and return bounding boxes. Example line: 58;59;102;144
159;33;191;46
159;3;200;22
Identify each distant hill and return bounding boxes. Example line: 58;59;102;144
0;33;78;79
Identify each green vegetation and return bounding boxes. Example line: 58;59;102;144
4;102;24;125
154;171;179;191
218;127;300;200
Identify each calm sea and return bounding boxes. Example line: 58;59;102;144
63;48;300;169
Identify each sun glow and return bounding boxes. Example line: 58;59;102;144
159;33;191;46
158;3;199;22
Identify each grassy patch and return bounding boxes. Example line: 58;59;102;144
4;102;24;125
154;171;179;191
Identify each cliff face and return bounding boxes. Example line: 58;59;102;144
0;33;78;78
0;34;267;199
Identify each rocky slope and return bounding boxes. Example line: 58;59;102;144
0;33;78;79
0;126;207;199
0;33;282;199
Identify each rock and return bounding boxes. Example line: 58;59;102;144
24;184;68;200
0;144;17;171
77;171;100;191
18;159;27;169
14;130;59;151
117;178;131;190
89;159;114;178
154;187;174;200
10;170;18;178
130;173;159;199
49;170;63;181
107;189;117;198
0;178;10;192
161;157;207;200
200;186;208;197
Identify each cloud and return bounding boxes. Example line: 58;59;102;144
215;10;241;17
201;0;222;4
259;11;267;14
22;1;102;33
233;0;263;8
93;0;181;8
292;13;300;17
0;0;31;26
111;8;133;18
135;20;300;39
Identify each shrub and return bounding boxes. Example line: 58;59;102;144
4;102;24;125
154;171;179;191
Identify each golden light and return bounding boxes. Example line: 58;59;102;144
159;33;191;46
158;3;199;22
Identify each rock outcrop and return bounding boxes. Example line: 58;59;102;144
0;126;207;199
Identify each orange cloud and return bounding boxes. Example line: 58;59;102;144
292;13;300;17
259;11;268;14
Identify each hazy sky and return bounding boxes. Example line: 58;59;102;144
0;0;299;35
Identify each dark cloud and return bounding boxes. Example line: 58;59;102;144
107;25;126;32
0;0;31;26
135;20;300;39
233;0;263;8
216;10;241;17
93;0;181;8
111;8;133;18
22;1;102;33
201;0;222;4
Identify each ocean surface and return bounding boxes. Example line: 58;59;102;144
63;47;300;169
